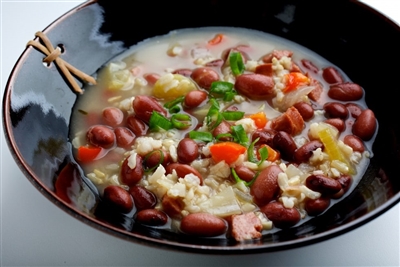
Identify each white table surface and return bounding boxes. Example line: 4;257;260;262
1;1;399;266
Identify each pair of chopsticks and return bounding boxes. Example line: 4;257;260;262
27;31;96;94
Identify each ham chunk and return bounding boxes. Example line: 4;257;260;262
231;212;263;242
271;106;305;135
308;78;323;102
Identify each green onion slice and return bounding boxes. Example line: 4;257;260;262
231;168;259;187
171;113;192;129
149;111;173;131
206;98;222;130
247;138;259;163
258;146;269;164
215;133;233;141
189;131;213;142
231;124;249;147
164;96;184;113
247;138;269;166
229;51;245;76
210;81;234;96
223;90;237;101
221;111;245;121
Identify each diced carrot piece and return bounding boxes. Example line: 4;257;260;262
209;142;247;165
282;72;310;93
249;112;268;129
208;34;224;45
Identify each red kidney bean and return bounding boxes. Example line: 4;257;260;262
177;138;199;164
102;107;124;127
205;59;224;67
260;202;300;229
293;101;314;121
165;163;203;184
352;109;377;141
235;74;275;100
143;149;171;169
233;165;256;183
129;185;157;210
255;63;274;77
212;120;232;141
322;67;344;84
183;90;208;109
301;59;319;73
103;185;133;213
143;73;160;86
190;67;219;90
87;125;115;148
126;115;148;137
120;154;144;186
172;68;192;77
272;131;297;161
328;82;363;101
114;127;135;148
332;175;353;199
250;165;282;206
345;103;363;118
337;174;352;192
162;194;184;219
261;50;293;63
323;102;348;119
324;118;346;132
180;213;227;237
252;129;277;146
304;197;330;216
132;95;166;123
343;135;365;153
305;174;342;195
136;209;168;226
293;140;324;163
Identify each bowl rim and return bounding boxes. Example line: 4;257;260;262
2;0;400;254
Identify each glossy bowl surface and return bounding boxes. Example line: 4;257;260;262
3;0;400;253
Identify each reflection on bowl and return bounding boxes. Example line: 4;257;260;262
2;0;400;253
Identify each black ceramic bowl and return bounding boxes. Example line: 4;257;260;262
3;0;400;253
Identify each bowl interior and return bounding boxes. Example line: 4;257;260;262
3;0;400;253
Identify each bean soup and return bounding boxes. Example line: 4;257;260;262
69;27;377;242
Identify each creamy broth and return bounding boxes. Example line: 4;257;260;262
70;27;376;241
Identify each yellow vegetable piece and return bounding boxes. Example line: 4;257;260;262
317;128;355;175
153;73;197;100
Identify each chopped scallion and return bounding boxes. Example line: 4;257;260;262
247;138;258;163
210;81;234;96
231;168;259;187
149;111;173;131
231;124;249;146
223;90;237;101
229;51;245;76
171;113;192;129
221;111;245;121
164;96;184;113
206;98;222;130
189;131;213;142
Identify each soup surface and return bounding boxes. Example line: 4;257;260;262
69;27;377;241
